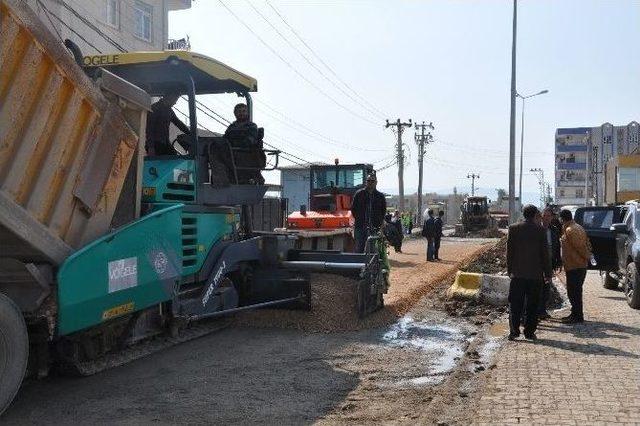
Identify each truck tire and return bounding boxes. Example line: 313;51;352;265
0;293;28;416
602;271;619;290
625;263;640;309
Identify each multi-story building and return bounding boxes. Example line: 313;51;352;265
555;122;640;206
26;0;191;54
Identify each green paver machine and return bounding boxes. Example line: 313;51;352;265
0;0;387;414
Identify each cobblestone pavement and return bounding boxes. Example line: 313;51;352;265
474;272;640;425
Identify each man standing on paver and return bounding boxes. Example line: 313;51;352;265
559;209;592;324
507;204;552;340
422;209;436;261
351;173;386;253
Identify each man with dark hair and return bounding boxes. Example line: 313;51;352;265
434;210;445;261
422;209;436;261
222;103;265;184
146;91;191;155
539;207;563;319
507;204;552;340
559;209;592;324
351;173;386;253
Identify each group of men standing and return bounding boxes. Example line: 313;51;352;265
507;205;592;341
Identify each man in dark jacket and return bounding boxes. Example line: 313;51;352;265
422;209;436;261
538;207;562;319
351;173;386;253
433;210;444;260
507;204;552;340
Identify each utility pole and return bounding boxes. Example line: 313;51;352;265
415;121;434;220
530;168;546;208
508;0;518;224
467;173;480;196
385;118;413;211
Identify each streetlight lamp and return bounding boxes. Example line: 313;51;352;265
516;89;548;205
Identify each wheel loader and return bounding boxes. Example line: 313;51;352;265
284;162;374;251
0;0;387;414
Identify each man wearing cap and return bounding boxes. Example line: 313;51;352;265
351;174;386;253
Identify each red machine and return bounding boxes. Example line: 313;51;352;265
286;162;374;251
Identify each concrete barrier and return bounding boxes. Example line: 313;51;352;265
479;274;510;306
447;272;510;306
447;271;483;300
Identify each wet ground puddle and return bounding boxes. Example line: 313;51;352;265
381;315;503;386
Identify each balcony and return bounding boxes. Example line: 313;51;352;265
557;162;587;170
556;144;588;153
167;37;190;51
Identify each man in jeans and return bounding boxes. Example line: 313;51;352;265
559;209;592;324
422;209;436;261
507;205;552;340
433;210;445;260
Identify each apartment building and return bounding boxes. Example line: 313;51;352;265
555;122;640;206
26;0;191;54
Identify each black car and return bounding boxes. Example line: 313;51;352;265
575;204;640;309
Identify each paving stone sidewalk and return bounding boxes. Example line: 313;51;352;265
474;272;640;425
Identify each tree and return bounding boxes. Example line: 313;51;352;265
496;188;507;199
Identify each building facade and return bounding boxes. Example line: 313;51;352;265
555;122;640;206
26;0;191;54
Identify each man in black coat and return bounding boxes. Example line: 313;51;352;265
433;210;444;260
422;209;436;261
351;173;386;253
506;204;552;340
538;207;562;319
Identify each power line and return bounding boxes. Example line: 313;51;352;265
265;1;388;118
246;0;384;120
217;0;380;127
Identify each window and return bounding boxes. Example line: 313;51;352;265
105;0;119;28
133;1;153;42
312;167;366;190
618;168;640;191
582;209;614;229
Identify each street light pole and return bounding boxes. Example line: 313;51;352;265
508;0;518;224
517;89;549;205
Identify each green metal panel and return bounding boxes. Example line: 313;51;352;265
57;205;184;336
181;211;238;275
142;158;196;204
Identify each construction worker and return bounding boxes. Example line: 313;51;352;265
145;91;191;155
223;103;265;184
351;173;386;253
225;103;257;137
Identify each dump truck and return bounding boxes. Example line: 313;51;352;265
284;162;374;251
0;0;387;414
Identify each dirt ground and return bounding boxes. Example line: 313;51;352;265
3;238;502;425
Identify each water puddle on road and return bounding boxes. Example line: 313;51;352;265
382;316;471;386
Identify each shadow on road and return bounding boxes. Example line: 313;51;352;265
538;319;640;340
534;337;640;359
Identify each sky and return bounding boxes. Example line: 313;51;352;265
168;0;639;205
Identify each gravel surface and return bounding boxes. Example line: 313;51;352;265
3;238;504;425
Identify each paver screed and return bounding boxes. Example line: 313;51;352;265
474;272;640;425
